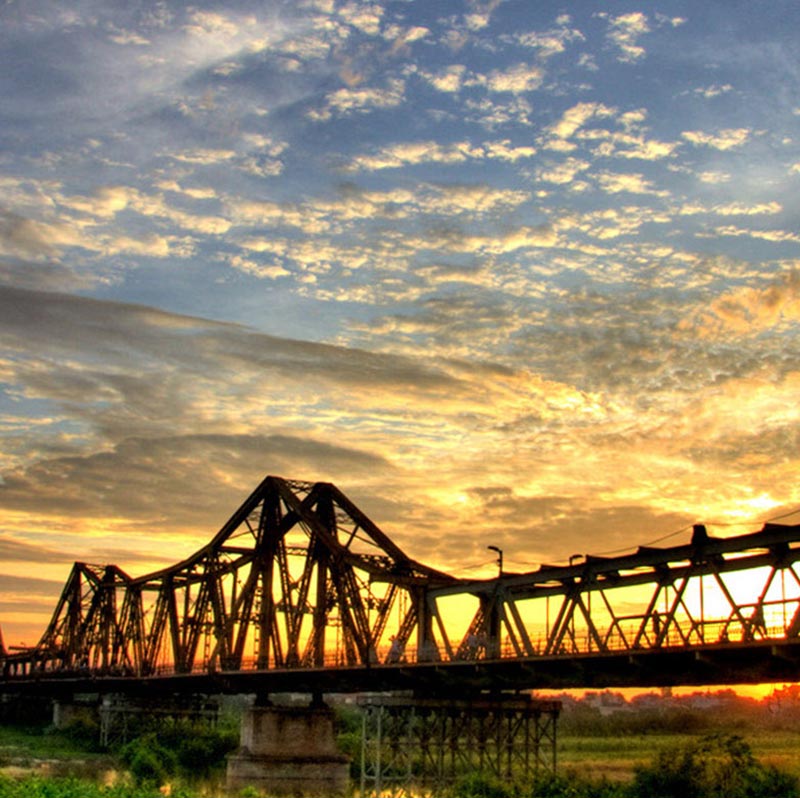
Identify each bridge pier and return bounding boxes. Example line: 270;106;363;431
226;700;350;796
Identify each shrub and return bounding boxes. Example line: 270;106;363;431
449;772;518;798
114;719;238;784
531;771;627;798
119;733;177;787
174;725;238;780
630;733;799;798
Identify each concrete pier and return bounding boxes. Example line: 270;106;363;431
226;703;350;796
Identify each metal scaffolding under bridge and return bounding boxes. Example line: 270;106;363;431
359;696;560;797
1;475;800;695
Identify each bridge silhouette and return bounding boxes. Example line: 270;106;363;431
2;475;800;697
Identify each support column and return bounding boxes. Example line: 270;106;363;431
227;703;350;796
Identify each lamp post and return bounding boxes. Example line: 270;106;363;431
487;545;503;576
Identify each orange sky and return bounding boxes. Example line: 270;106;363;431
2;3;800;690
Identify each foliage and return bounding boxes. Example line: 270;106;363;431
446;735;799;798
115;720;238;786
530;772;626;798
54;716;104;751
334;705;363;778
0;774;194;797
448;772;519;798
118;733;177;787
629;733;799;798
560;705;712;738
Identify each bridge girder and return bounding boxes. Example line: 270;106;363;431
3;477;800;691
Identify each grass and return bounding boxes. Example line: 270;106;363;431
558;730;800;783
0;724;113;774
559;734;671;783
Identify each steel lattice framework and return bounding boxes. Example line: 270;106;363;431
2;475;800;690
359;697;559;797
2;477;456;678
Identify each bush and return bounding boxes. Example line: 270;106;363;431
173;725;238;780
449;772;518;798
630;733;799;798
531;771;626;798
119;733;177;787
114;719;238;785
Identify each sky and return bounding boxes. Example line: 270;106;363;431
1;0;800;647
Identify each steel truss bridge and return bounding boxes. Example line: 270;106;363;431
2;475;800;696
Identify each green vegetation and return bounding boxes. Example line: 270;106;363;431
0;775;195;797
554;687;800;782
117;722;238;787
0;712;238;795
445;736;799;798
629;734;797;798
2;690;800;796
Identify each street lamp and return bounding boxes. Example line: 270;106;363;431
569;553;583;567
487;545;503;576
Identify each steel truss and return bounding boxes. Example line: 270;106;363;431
2;476;800;686
359;696;559;797
436;523;800;665
98;693;220;747
2;477;456;678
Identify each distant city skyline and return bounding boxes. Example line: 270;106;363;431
1;0;799;645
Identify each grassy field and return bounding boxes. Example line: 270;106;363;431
0;724;115;779
558;730;800;784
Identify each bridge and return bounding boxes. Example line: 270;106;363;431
2;475;799;696
2;476;800;794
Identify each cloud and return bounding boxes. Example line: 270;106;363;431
595;171;667;196
603;12;651;63
711;226;800;244
346;138;537;171
512;23;585;59
0;210;87;260
0;257;101;292
0;433;394;530
548;102;616;140
536;157;590;185
686;269;800;337
597;133;679;161
484;63;545;94
0;573;65;596
338;2;384;35
678;201;782;217
682;129;752;150
689;84;734;99
384;24;430;49
309;78;406;120
229;183;530;237
170;148;238;165
420;65;467;93
0;284;656;573
463;96;534;129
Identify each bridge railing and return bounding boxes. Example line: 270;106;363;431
106;618;792;680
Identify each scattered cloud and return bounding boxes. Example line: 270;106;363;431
310;78;406;120
682;128;752;150
603;12;650;63
686;269;800;337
